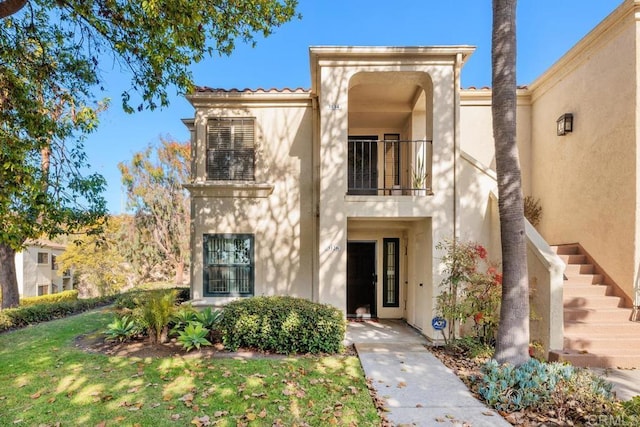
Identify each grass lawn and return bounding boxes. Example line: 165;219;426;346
0;308;379;426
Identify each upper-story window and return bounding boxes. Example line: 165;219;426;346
37;252;49;265
207;118;255;181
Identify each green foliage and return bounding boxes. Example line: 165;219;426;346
476;358;620;422
118;139;191;284
219;296;346;354
133;289;178;343
195;306;222;330
20;290;78;307
170;304;198;335
0;295;116;332
104;315;140;342
0;0;298;307
435;240;502;344
58;216;131;297
177;322;212;352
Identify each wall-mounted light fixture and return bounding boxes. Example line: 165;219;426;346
556;113;573;136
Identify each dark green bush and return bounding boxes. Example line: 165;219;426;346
219;296;345;354
20;290;79;306
0;295;116;332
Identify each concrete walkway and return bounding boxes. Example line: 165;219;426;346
346;320;511;427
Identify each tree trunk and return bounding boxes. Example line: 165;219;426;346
0;243;20;309
0;0;26;19
491;0;530;366
174;260;184;285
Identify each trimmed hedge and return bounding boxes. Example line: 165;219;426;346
0;295;116;332
20;290;79;307
219;296;346;354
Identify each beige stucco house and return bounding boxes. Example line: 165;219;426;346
15;240;73;298
185;0;640;366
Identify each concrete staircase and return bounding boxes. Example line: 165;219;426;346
548;244;640;368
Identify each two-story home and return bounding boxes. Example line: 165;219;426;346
185;0;640;367
15;240;73;297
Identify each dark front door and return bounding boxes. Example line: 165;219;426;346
347;242;377;317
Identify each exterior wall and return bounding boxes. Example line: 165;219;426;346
16;244;70;297
459;90;533;196
529;4;638;299
312;47;472;336
188;98;315;304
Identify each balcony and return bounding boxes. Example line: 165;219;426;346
347;138;432;196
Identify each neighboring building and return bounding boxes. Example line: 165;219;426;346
184;0;640;366
15;240;73;297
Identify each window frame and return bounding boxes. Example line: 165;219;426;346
37;252;49;265
382;238;400;307
203;233;255;297
206;117;256;181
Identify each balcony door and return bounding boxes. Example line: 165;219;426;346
348;136;378;195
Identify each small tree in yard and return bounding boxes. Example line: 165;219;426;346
119;139;190;285
0;0;299;308
436;240;502;345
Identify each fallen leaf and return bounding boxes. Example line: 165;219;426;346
397;382;407;388
47;397;56;404
482;411;494;416
213;410;228;417
127;386;140;393
171;414;181;421
258;408;267;418
95;422;106;427
246;413;256;421
30;392;41;399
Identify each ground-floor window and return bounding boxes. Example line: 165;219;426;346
37;283;49;296
383;238;400;307
203;234;254;296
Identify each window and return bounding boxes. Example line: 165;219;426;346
383;238;400;307
207;118;255;181
37;284;49;296
203;234;254;296
37;252;49;265
51;255;58;270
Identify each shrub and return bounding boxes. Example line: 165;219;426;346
219;296;345;354
0;295;116;332
177;322;211;351
435;240;501;344
195;307;221;330
20;290;79;307
476;359;621;423
104;315;140;342
133;289;178;343
524;196;542;227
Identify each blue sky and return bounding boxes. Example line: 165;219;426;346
85;0;622;213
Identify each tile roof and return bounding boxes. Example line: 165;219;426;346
193;87;310;94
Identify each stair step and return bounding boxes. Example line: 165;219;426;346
564;295;624;309
549;349;640;369
564;307;632;322
553;245;580;255
563;273;603;285
564;321;640;335
564;336;640;352
558;254;587;265
563;283;611;297
563;264;595;275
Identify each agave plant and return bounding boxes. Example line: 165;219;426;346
195;307;222;330
104;315;140;342
177;322;212;352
